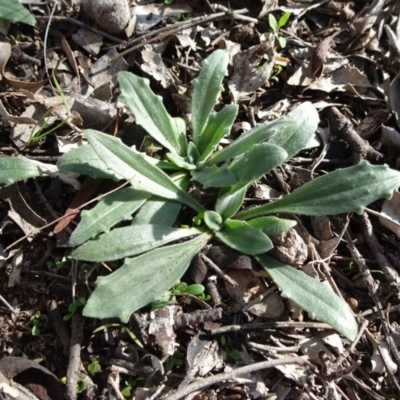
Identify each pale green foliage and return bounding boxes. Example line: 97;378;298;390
2;50;400;341
0;156;41;184
0;0;36;25
268;12;291;49
83;234;210;322
256;255;358;340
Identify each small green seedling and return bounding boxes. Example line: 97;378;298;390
63;297;86;321
27;64;72;147
60;377;86;393
93;323;143;348
46;259;64;273
268;12;291;48
87;358;101;375
151;282;208;308
121;377;141;398
30;311;48;336
220;335;242;361
165;351;184;371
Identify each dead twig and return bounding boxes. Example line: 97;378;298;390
359;212;400;289
208;321;332;335
324;107;383;164
110;9;251;62
65;313;84;400
344;230;400;393
164;356;311;400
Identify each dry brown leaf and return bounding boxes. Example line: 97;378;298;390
134;3;192;31
228;38;275;102
141;44;173;88
0;42;49;92
224;269;285;318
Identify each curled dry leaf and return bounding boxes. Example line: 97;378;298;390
0;42;49;92
224;269;285;318
228;38;275;102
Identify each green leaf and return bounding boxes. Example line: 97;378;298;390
58;144;122;180
118;72;187;155
247;216;297;236
71;225;201;261
208;102;319;165
278;11;291;28
133;174;190;226
268;13;278;32
267;102;319;160
133;197;181;226
236;161;400;219
198;104;238;161
68;188;150;247
228;143;288;185
191;50;229;145
0;156;41;184
182;284;205;296
82;233;210;322
278;37;287;48
191;165;237;188
166;152;196;170
215;185;247;220
204;210;223;231
207;118;289;165
0;0;36;25
256;254;358;340
186;141;201;165
85;130;205;213
216;219;273;255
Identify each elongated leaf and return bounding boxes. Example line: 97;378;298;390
71;225;201;261
85;130;205;213
216;219;273;255
208;102;318;165
69;188;150;247
186;142;201;165
191;50;229;144
198;104;238;161
215;185;246;220
83;233;210;322
118;72;186;155
267;102;319;160
236;161;400;219
58;144;122;180
0;156;41;184
191;165;237;188
133;174;190;226
229;143;287;185
247;216;297;235
207;118;288;165
0;0;36;25
133;197;181;226
256;254;358;340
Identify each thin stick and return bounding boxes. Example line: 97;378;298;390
165;356;310;400
0;293;18;315
5;180;130;251
110;9;251;62
65;313;84;400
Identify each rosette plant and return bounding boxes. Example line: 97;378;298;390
1;50;399;341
